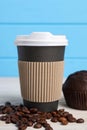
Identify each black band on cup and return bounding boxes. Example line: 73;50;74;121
23;99;58;112
17;46;65;62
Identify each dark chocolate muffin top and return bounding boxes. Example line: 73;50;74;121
63;70;87;91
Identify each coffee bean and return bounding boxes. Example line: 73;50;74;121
27;121;33;126
21;117;28;124
5;118;11;124
5;102;11;106
0;102;85;130
15;111;24;117
66;114;76;122
58;117;68;125
22;106;30;114
43;123;50;128
66;114;73;118
46;113;52;119
27;114;33;118
41;112;47;118
63;112;69;117
51;111;57;117
51;117;58;122
0;111;2;114
18;124;27;130
19;104;24;108
16;120;23;127
37;119;47;125
56;113;61;118
58;109;65;116
61;120;68;125
30;108;38;114
0;105;4;111
11;117;18;124
3;106;13;114
59;117;67;122
58;109;65;113
0;116;7;121
37;111;43;114
76;118;84;123
45;126;53;130
31;118;37;123
34;123;42;128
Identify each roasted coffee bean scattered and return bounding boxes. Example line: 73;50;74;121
46;113;52;119
51;117;58;122
67;114;76;122
43;123;50;128
27;121;33;126
61;119;68;125
5;101;11;106
58;117;68;125
76;118;84;123
30;108;38;114
0;102;84;130
63;112;69;117
45;126;53;130
18;124;27;130
34;123;42;128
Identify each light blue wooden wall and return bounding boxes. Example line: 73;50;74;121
0;0;87;77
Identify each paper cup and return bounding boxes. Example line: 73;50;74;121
15;32;68;112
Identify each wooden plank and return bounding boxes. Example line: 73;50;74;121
64;58;87;78
0;0;87;23
0;59;18;77
0;58;87;77
0;25;87;58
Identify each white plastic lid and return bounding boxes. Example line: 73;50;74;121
15;32;68;46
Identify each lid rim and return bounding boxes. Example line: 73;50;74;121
15;32;68;46
15;42;68;46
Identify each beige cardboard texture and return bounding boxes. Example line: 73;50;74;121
18;61;64;102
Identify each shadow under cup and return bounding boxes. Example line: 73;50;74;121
17;46;65;112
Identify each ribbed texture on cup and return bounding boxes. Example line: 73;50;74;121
18;61;64;102
63;91;87;110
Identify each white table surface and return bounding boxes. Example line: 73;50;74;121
0;78;87;130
